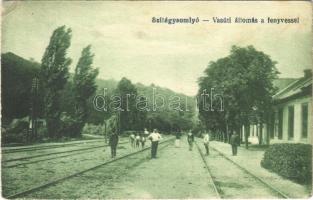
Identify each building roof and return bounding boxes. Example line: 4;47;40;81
273;78;297;91
273;70;312;103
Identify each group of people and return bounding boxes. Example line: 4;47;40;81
109;127;241;159
109;128;162;159
181;130;240;156
186;130;209;155
129;130;148;149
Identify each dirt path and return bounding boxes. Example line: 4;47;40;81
104;139;218;199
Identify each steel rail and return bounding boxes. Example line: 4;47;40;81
3;145;106;163
3;149;97;168
195;141;221;199
3;141;128;163
3;141;128;168
5;137;174;199
2;139;105;154
210;146;290;199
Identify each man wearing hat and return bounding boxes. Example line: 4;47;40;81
109;128;119;158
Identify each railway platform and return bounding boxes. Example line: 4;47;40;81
104;140;219;199
209;141;311;198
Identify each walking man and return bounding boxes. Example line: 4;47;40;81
203;131;210;155
187;130;194;151
147;129;162;159
230;132;240;156
109;128;119;158
175;129;182;147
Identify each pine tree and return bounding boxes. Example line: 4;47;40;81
40;26;72;138
72;45;99;136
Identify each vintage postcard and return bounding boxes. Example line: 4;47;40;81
1;1;312;199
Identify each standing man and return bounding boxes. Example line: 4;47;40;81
230;132;240;156
175;129;182;147
203;131;210;155
109;128;119;158
147;129;162;159
187;130;194;151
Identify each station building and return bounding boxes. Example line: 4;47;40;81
245;69;312;145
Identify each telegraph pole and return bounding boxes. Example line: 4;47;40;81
30;77;39;142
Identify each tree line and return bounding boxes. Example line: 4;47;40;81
2;25;196;143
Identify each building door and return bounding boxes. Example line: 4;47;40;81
288;106;294;139
278;109;283;139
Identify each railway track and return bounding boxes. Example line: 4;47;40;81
5;137;174;199
195;142;221;198
195;141;290;199
210;145;290;199
3;144;106;163
2;139;105;154
3;148;99;168
2;141;128;167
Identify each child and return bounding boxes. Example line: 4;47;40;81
135;134;141;148
140;134;146;148
130;133;135;148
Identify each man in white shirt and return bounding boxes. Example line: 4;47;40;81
203;131;210;155
147;129;162;158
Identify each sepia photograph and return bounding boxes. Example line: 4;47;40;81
1;1;312;199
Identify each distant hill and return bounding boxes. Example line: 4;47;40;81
95;78;196;111
1;52;41;124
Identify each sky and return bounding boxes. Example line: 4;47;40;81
2;1;312;96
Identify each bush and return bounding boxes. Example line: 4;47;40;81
2;117;29;144
82;123;105;136
261;143;312;183
59;113;81;138
37;126;47;140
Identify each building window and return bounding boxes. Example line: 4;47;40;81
278;108;283;139
270;114;274;139
288;106;294;139
301;103;308;138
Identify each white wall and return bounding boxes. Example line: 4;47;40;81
271;96;311;144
